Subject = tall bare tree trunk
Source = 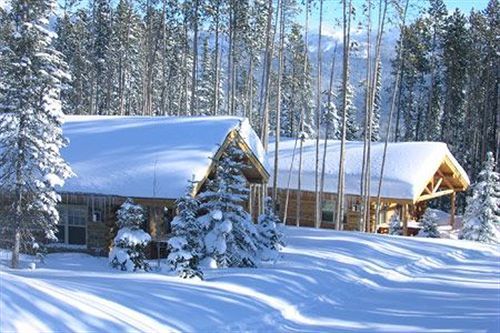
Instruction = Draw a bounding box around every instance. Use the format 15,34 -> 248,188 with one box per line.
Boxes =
259,0 -> 279,150
335,0 -> 353,231
314,0 -> 324,228
296,0 -> 310,227
226,7 -> 233,115
320,43 -> 338,224
213,6 -> 220,115
375,0 -> 409,224
283,136 -> 299,225
365,0 -> 388,231
11,115 -> 27,269
272,0 -> 285,203
360,0 -> 373,232
190,0 -> 199,115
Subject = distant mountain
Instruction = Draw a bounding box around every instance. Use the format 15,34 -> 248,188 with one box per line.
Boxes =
306,28 -> 400,127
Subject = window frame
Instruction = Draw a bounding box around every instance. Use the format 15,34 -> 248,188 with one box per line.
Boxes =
57,204 -> 88,246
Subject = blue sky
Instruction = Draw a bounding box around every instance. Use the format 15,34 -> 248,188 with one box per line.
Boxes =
304,0 -> 491,32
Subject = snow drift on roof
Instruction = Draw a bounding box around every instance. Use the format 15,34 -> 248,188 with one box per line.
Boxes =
268,138 -> 469,201
60,116 -> 267,199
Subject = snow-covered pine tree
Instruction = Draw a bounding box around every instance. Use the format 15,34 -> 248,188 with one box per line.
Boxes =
55,8 -> 93,115
0,0 -> 74,268
110,0 -> 143,116
167,181 -> 204,279
389,213 -> 402,235
322,91 -> 341,140
198,142 -> 260,268
459,152 -> 500,243
417,210 -> 440,238
337,80 -> 359,141
441,9 -> 469,161
258,197 -> 285,261
90,0 -> 113,115
109,199 -> 152,271
281,23 -> 315,138
197,38 -> 215,116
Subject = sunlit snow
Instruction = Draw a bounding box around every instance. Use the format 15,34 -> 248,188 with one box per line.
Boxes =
1,227 -> 498,332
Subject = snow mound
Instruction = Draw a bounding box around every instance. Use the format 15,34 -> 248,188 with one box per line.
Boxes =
114,227 -> 151,246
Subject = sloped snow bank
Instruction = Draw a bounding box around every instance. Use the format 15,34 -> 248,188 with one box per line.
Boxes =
1,227 -> 499,332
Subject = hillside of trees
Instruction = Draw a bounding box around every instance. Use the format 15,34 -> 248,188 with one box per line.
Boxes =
1,0 -> 498,204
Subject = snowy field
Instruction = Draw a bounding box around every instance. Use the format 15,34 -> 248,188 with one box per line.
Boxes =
1,227 -> 499,333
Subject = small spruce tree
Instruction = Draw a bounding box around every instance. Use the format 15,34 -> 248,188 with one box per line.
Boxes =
167,181 -> 204,279
109,199 -> 151,271
258,197 -> 285,261
198,142 -> 260,268
460,152 -> 500,243
417,210 -> 441,238
389,213 -> 402,236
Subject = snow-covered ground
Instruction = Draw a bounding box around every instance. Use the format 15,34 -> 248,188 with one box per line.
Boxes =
1,227 -> 499,332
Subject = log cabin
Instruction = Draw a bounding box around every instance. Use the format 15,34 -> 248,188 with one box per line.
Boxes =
51,116 -> 269,255
268,138 -> 470,236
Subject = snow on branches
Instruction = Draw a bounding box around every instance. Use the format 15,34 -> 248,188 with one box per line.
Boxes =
168,143 -> 285,278
0,0 -> 74,268
417,210 -> 440,238
167,181 -> 204,279
389,213 -> 402,236
109,199 -> 151,271
258,197 -> 285,261
460,152 -> 500,244
198,143 -> 260,268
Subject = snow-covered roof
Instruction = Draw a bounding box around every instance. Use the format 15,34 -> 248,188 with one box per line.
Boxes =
268,139 -> 470,202
60,116 -> 267,199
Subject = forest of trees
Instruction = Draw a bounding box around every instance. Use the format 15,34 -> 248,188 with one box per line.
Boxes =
0,0 -> 498,198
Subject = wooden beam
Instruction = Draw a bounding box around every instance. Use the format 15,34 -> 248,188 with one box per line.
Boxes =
418,189 -> 455,202
432,177 -> 443,193
450,191 -> 456,227
402,204 -> 408,236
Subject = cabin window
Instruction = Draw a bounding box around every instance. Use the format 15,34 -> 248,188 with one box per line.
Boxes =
56,205 -> 87,245
91,209 -> 103,223
321,200 -> 336,224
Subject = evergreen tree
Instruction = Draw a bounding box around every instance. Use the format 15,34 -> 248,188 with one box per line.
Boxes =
337,80 -> 358,141
423,0 -> 447,142
110,0 -> 143,116
417,210 -> 440,238
198,142 -> 261,268
441,9 -> 469,161
0,0 -> 74,268
91,0 -> 113,115
395,19 -> 430,141
257,197 -> 285,260
460,152 -> 500,243
322,90 -> 341,139
281,23 -> 315,137
55,8 -> 93,115
197,38 -> 215,116
167,182 -> 204,279
109,199 -> 152,271
388,213 -> 402,236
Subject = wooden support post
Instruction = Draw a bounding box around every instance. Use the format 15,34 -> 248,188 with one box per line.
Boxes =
249,184 -> 254,220
402,204 -> 408,236
450,191 -> 456,228
260,182 -> 267,215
